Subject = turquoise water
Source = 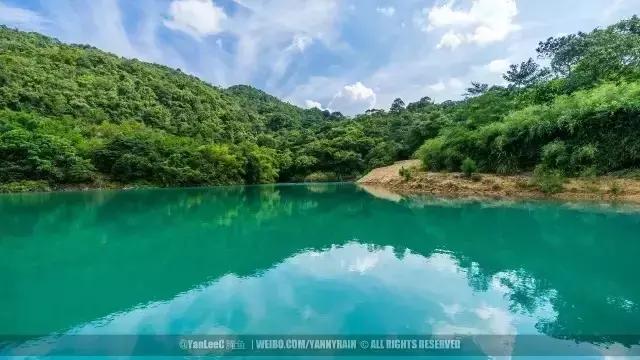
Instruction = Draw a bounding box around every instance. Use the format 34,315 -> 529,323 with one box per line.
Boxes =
1,183 -> 639,357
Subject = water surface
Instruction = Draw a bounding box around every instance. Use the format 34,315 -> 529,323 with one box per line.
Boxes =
1,184 -> 639,357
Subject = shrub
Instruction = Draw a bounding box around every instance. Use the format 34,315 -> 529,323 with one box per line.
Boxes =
609,181 -> 623,196
0,180 -> 51,193
541,140 -> 569,170
495,158 -> 520,175
531,165 -> 565,194
304,172 -> 339,182
461,157 -> 478,178
399,167 -> 413,182
571,144 -> 598,173
416,137 -> 445,171
443,149 -> 464,172
0,129 -> 95,183
579,166 -> 598,179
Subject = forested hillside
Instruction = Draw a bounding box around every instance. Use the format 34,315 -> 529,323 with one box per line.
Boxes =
1,16 -> 639,192
416,16 -> 640,180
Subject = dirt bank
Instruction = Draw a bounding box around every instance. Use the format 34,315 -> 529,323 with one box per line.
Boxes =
357,160 -> 640,203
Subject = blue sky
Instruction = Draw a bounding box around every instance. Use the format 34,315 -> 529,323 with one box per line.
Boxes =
0,0 -> 638,114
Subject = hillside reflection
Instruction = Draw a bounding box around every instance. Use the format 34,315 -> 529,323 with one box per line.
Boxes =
1,184 -> 639,351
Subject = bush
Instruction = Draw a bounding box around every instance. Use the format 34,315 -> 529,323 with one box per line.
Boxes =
579,166 -> 598,179
531,165 -> 565,194
304,172 -> 339,182
417,80 -> 640,177
541,140 -> 569,170
461,157 -> 478,178
609,181 -> 623,196
416,137 -> 445,171
0,180 -> 51,193
571,144 -> 598,173
399,166 -> 413,182
0,129 -> 95,183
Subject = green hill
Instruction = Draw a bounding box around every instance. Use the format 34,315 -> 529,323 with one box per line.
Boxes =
1,16 -> 640,192
416,16 -> 640,181
0,25 -> 353,188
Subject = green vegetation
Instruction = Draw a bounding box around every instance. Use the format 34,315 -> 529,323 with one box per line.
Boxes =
460,158 -> 477,179
531,165 -> 565,194
0,180 -> 50,193
1,16 -> 640,192
416,17 -> 640,179
399,166 -> 413,182
0,25 -> 414,189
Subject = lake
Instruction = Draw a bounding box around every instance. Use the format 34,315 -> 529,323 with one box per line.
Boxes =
1,183 -> 639,358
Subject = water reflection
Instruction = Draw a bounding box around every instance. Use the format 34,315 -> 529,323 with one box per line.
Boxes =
68,244 -> 558,358
1,184 -> 639,355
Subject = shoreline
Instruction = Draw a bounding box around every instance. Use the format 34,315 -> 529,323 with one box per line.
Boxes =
357,160 -> 640,204
0,180 -> 355,195
3,160 -> 640,205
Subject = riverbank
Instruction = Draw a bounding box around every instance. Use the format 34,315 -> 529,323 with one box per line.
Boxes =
4,161 -> 640,203
0,179 -> 156,194
357,160 -> 640,203
0,179 -> 351,195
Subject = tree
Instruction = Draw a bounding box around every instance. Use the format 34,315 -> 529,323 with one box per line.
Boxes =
2,17 -> 640,192
365,109 -> 385,115
464,82 -> 489,97
503,58 -> 550,88
536,16 -> 640,87
390,98 -> 405,113
406,96 -> 434,111
537,33 -> 588,75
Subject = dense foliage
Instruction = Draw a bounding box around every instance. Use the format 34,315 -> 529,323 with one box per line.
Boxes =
416,16 -> 640,177
1,16 -> 639,191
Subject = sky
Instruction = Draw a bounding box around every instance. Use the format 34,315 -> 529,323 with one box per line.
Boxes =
0,0 -> 638,115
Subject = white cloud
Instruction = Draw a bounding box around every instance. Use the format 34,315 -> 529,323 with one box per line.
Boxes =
437,30 -> 465,49
343,82 -> 376,102
328,81 -> 377,114
288,34 -> 313,52
348,255 -> 379,274
412,8 -> 430,32
376,6 -> 396,17
40,0 -> 173,64
225,0 -> 342,85
421,0 -> 520,49
428,81 -> 446,92
164,0 -> 227,39
427,78 -> 464,94
0,2 -> 47,29
474,305 -> 516,334
427,3 -> 475,28
304,99 -> 325,110
285,75 -> 343,109
486,58 -> 510,73
268,34 -> 315,87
